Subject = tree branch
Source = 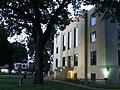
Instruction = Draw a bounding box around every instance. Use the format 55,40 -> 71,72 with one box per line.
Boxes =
32,0 -> 43,37
43,0 -> 72,46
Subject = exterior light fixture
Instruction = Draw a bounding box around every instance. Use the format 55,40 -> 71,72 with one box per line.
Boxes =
48,60 -> 51,63
103,67 -> 110,84
60,69 -> 62,71
103,68 -> 109,78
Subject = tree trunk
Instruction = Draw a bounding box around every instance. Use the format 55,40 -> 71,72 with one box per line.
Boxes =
33,30 -> 44,84
34,41 -> 44,84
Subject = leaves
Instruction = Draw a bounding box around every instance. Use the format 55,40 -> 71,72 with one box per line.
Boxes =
11,42 -> 27,63
82,0 -> 120,23
0,25 -> 13,66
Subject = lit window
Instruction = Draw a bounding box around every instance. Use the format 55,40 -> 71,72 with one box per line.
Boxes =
74,28 -> 79,47
90,31 -> 96,43
74,54 -> 78,66
68,32 -> 72,49
91,50 -> 97,65
90,17 -> 96,26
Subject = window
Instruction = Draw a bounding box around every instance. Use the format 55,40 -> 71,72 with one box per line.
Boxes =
90,17 -> 96,26
74,54 -> 78,66
56,47 -> 58,54
91,73 -> 96,81
74,28 -> 79,47
118,31 -> 120,40
63,34 -> 66,51
68,32 -> 72,49
119,74 -> 120,83
55,33 -> 59,44
90,31 -> 96,43
22,65 -> 25,68
74,73 -> 77,79
91,50 -> 97,65
118,50 -> 120,65
56,59 -> 58,67
62,57 -> 65,67
68,56 -> 71,67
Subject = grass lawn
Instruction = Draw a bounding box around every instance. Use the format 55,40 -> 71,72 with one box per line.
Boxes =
87,83 -> 120,89
0,75 -> 90,90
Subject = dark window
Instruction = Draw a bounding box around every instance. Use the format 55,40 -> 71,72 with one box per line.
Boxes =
68,56 -> 71,67
119,74 -> 120,83
23,65 -> 25,68
91,73 -> 96,81
118,31 -> 120,40
118,32 -> 120,40
62,57 -> 65,67
74,73 -> 77,79
63,35 -> 66,51
56,59 -> 58,67
91,50 -> 97,65
118,50 -> 120,65
74,54 -> 78,66
56,47 -> 58,54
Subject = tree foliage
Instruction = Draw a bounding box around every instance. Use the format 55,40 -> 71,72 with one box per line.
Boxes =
0,25 -> 13,74
11,42 -> 27,63
0,26 -> 27,74
83,0 -> 120,23
0,26 -> 13,66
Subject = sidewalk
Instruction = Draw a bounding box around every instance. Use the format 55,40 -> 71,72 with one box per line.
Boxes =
51,80 -> 120,90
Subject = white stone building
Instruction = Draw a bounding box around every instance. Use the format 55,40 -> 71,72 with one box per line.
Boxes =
53,8 -> 120,83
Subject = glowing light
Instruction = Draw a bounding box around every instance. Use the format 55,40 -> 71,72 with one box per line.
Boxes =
1,69 -> 9,73
103,68 -> 109,78
67,70 -> 73,79
48,61 -> 50,63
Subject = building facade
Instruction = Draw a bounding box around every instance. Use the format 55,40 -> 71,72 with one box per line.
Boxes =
53,8 -> 120,83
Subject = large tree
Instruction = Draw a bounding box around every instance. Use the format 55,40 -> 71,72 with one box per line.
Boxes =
0,0 -> 73,84
1,0 -> 120,84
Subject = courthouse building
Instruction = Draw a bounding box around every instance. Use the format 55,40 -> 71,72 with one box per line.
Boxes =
53,8 -> 120,83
